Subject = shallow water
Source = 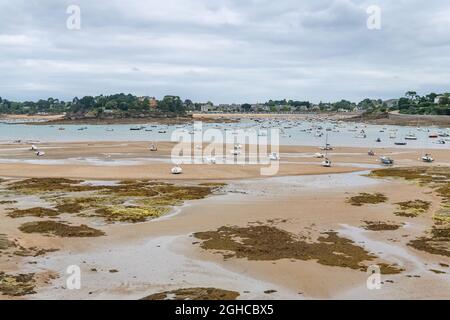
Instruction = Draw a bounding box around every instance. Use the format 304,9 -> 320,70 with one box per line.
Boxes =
2,120 -> 449,149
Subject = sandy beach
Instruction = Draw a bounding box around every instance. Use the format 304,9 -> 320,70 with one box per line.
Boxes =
0,140 -> 449,300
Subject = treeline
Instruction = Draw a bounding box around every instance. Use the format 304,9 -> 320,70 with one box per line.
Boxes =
396,91 -> 450,115
1,91 -> 449,116
0,94 -> 190,118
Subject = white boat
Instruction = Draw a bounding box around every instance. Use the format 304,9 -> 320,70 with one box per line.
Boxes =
314,152 -> 325,158
149,143 -> 157,151
405,133 -> 417,140
171,165 -> 182,174
421,154 -> 434,163
30,145 -> 37,151
36,151 -> 45,157
269,152 -> 280,161
321,158 -> 331,167
205,156 -> 216,164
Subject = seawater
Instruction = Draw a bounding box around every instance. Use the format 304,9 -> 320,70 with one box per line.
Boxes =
0,120 -> 448,149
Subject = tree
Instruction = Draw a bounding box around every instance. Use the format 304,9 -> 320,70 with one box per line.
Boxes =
241,103 -> 252,112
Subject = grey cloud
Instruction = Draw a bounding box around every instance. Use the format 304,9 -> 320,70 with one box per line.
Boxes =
1,0 -> 450,103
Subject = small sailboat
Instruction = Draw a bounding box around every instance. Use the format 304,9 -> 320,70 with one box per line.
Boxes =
321,134 -> 331,167
269,152 -> 280,161
171,165 -> 182,174
421,154 -> 434,163
205,156 -> 216,164
231,149 -> 241,156
405,133 -> 417,140
321,158 -> 331,167
380,156 -> 394,165
149,142 -> 157,151
314,152 -> 325,158
354,130 -> 366,138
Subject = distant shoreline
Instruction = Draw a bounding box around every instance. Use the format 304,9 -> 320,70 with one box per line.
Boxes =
2,111 -> 450,127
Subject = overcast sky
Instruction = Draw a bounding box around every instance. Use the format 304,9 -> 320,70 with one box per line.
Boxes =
0,0 -> 449,103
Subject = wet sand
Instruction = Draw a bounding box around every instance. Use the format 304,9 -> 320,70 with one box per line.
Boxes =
0,141 -> 449,300
0,141 -> 449,180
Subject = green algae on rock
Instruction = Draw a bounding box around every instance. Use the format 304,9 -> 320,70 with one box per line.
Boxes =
94,206 -> 170,223
19,221 -> 105,237
141,287 -> 240,300
394,200 -> 431,217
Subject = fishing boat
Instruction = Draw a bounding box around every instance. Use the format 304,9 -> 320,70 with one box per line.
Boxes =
171,165 -> 183,174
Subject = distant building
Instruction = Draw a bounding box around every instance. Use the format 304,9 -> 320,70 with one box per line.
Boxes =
384,99 -> 398,108
434,96 -> 445,104
149,97 -> 158,109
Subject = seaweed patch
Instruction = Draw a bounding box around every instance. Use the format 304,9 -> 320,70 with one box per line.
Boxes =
0,272 -> 36,296
141,287 -> 239,300
347,193 -> 388,206
194,224 -> 402,273
363,221 -> 402,231
19,221 -> 105,237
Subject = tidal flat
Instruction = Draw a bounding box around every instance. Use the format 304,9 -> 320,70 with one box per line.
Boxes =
1,166 -> 449,300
